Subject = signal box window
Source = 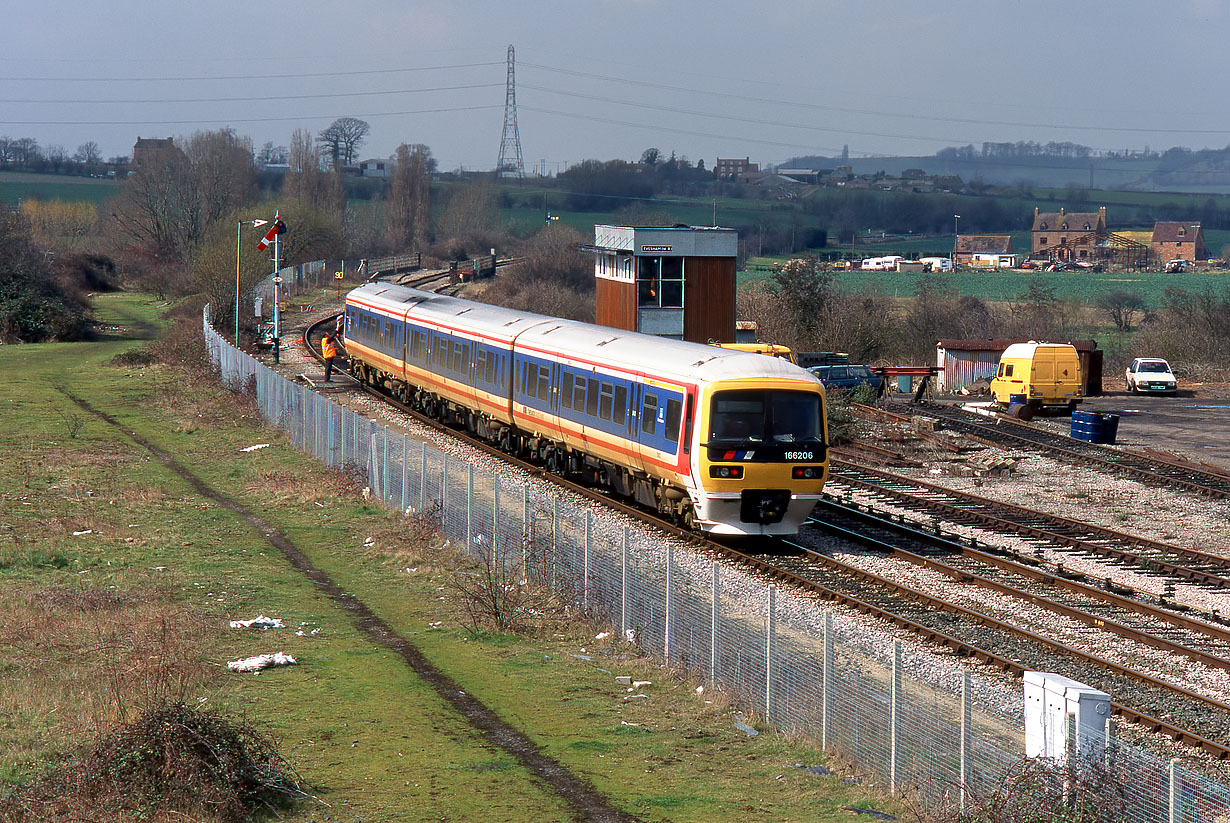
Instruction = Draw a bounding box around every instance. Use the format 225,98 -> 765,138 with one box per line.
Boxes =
637,256 -> 685,309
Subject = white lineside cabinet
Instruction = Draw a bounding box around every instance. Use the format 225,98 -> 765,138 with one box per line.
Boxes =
1024,671 -> 1112,761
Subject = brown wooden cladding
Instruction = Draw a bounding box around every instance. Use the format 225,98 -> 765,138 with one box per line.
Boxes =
684,257 -> 736,343
594,277 -> 635,332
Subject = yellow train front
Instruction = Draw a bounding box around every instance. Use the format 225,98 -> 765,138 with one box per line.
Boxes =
342,283 -> 828,537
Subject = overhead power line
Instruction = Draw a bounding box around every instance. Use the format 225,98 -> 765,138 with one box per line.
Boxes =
0,83 -> 501,106
0,61 -> 502,83
0,103 -> 502,127
521,61 -> 1230,138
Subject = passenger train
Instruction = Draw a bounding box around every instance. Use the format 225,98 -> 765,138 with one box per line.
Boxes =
342,282 -> 829,536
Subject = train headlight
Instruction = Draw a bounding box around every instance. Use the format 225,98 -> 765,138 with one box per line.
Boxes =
710,465 -> 743,479
792,466 -> 821,479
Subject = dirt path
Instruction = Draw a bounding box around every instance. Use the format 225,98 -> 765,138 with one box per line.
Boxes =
61,388 -> 639,823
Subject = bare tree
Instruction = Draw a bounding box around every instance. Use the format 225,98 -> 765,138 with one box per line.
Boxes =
109,128 -> 256,266
74,141 -> 102,165
436,178 -> 499,252
386,143 -> 432,250
1096,289 -> 1145,331
284,128 -> 342,214
256,141 -> 289,167
317,117 -> 370,167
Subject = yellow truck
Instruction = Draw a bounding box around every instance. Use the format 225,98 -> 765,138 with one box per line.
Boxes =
990,341 -> 1083,411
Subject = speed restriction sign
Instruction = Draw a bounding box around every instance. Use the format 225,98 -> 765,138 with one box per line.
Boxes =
334,271 -> 343,279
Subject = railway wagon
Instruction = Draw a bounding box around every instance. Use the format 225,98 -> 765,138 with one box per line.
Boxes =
343,282 -> 829,536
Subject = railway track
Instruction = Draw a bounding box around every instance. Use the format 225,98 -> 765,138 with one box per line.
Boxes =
297,316 -> 1230,759
881,401 -> 1230,499
828,459 -> 1230,589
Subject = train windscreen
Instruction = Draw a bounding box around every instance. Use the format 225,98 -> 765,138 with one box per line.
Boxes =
708,390 -> 823,445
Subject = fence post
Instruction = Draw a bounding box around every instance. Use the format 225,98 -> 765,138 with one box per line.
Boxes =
890,641 -> 902,796
822,613 -> 832,750
467,462 -> 474,551
551,498 -> 559,589
710,562 -> 719,685
383,429 -> 390,505
522,485 -> 530,577
621,527 -> 629,640
961,672 -> 972,811
401,434 -> 408,513
419,441 -> 427,512
765,585 -> 776,722
442,453 -> 450,517
369,429 -> 379,499
583,512 -> 591,612
665,542 -> 674,662
1169,758 -> 1180,823
492,476 -> 499,567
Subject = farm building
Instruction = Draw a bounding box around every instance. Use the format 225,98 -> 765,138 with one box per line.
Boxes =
1030,207 -> 1150,268
1151,222 -> 1207,264
955,235 -> 1013,266
936,338 -> 1103,397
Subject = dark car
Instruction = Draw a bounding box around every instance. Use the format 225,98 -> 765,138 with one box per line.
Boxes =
807,364 -> 883,394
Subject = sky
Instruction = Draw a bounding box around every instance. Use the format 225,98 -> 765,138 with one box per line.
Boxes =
5,0 -> 1230,174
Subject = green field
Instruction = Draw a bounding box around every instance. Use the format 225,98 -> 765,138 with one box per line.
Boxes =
740,266 -> 1230,308
0,170 -> 122,206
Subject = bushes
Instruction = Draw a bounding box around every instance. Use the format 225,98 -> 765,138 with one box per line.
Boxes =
0,702 -> 303,823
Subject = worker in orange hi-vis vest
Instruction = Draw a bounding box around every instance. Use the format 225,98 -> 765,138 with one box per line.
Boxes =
321,331 -> 338,383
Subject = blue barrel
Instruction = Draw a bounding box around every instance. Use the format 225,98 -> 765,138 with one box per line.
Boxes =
1070,410 -> 1102,443
1099,413 -> 1120,445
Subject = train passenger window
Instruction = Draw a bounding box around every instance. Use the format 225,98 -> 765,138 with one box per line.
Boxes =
586,378 -> 600,416
613,386 -> 627,425
572,376 -> 586,410
486,351 -> 496,383
642,393 -> 658,436
664,399 -> 682,442
562,373 -> 574,409
536,365 -> 550,401
461,343 -> 470,374
598,383 -> 614,421
519,362 -> 528,395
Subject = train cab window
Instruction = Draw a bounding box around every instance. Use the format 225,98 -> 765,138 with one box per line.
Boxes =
598,383 -> 614,421
642,393 -> 658,435
710,394 -> 764,441
770,392 -> 822,443
1004,364 -> 1014,377
613,386 -> 627,425
562,373 -> 574,409
536,365 -> 551,400
664,398 -> 683,442
586,378 -> 600,416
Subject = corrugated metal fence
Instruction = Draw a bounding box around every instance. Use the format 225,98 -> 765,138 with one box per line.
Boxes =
203,305 -> 1230,821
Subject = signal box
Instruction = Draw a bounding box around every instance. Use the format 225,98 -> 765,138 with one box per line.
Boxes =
593,225 -> 737,343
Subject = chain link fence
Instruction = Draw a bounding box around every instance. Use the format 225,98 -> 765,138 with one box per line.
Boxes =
204,308 -> 1230,821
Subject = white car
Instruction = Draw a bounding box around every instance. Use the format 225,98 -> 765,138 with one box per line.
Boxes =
1125,358 -> 1177,395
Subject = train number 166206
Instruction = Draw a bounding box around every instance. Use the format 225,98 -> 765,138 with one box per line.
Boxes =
783,451 -> 814,461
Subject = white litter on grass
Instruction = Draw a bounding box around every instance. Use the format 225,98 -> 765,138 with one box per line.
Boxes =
294,628 -> 321,637
72,530 -> 93,536
633,680 -> 652,689
229,615 -> 284,629
428,621 -> 443,629
239,444 -> 270,452
624,628 -> 635,643
363,537 -> 374,547
594,631 -> 611,641
227,652 -> 296,673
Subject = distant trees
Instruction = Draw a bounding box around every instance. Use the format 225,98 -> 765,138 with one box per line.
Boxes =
110,128 -> 257,266
1097,290 -> 1146,331
436,178 -> 499,256
477,223 -> 593,321
317,117 -> 370,167
283,128 -> 343,214
558,159 -> 655,211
